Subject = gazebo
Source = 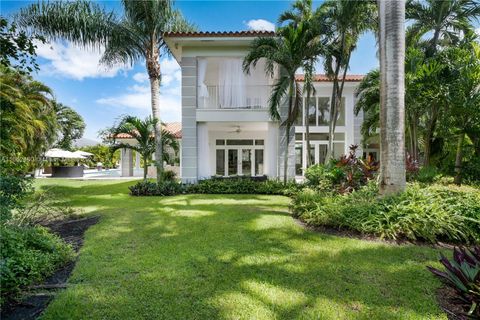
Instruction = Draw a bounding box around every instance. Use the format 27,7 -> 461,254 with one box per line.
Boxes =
44,148 -> 86,177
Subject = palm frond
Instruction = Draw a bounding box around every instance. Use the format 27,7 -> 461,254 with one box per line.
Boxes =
269,74 -> 291,121
17,0 -> 117,50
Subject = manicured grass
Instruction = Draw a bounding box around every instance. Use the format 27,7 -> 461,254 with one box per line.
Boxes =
36,179 -> 446,319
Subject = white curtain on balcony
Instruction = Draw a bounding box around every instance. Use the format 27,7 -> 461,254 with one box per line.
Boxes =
197,58 -> 209,98
218,58 -> 246,108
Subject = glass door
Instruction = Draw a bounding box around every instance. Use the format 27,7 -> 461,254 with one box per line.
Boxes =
241,149 -> 252,176
228,149 -> 238,176
318,144 -> 328,164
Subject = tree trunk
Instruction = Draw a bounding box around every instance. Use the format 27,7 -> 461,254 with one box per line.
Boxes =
325,77 -> 339,164
143,153 -> 148,182
467,132 -> 480,158
453,132 -> 465,185
305,85 -> 312,168
412,115 -> 419,161
150,76 -> 164,183
284,82 -> 294,184
325,40 -> 351,163
423,105 -> 438,167
378,0 -> 406,195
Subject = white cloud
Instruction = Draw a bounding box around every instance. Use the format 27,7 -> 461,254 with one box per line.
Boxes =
245,19 -> 275,32
97,57 -> 181,121
35,41 -> 130,80
96,82 -> 181,121
133,72 -> 149,83
131,58 -> 180,86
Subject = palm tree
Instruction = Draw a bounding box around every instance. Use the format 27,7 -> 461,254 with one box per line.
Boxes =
108,116 -> 179,181
378,0 -> 406,194
316,0 -> 376,163
0,66 -> 57,158
406,0 -> 480,166
18,0 -> 195,183
354,69 -> 380,144
243,24 -> 317,183
278,0 -> 319,168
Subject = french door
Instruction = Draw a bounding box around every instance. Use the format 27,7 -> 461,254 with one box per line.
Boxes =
217,147 -> 263,176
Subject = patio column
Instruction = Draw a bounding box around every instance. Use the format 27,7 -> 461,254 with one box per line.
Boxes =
135,151 -> 141,170
121,148 -> 133,177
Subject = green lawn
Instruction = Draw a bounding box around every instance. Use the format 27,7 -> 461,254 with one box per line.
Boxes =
36,179 -> 446,319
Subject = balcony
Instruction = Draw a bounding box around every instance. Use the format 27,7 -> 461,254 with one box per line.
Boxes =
198,85 -> 271,110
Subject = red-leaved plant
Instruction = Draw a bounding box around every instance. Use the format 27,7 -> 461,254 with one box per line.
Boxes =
427,246 -> 480,319
336,145 -> 379,193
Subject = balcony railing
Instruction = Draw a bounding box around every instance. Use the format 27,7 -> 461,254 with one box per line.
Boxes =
198,85 -> 271,109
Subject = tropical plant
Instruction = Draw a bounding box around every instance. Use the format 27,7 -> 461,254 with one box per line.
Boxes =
0,224 -> 74,305
315,0 -> 376,163
427,247 -> 480,318
304,145 -> 379,193
80,144 -> 119,169
18,0 -> 195,183
278,0 -> 320,168
0,66 -> 57,161
291,182 -> 480,244
0,17 -> 45,74
406,0 -> 480,166
441,38 -> 480,185
53,101 -> 85,150
106,115 -> 179,181
243,23 -> 319,183
378,0 -> 406,194
354,69 -> 380,142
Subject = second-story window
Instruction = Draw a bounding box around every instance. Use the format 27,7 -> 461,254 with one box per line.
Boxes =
318,97 -> 330,126
317,97 -> 346,126
306,97 -> 316,126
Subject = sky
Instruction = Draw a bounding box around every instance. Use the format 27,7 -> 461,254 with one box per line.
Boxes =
1,0 -> 468,141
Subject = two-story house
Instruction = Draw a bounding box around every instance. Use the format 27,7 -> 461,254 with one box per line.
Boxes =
164,30 -> 377,183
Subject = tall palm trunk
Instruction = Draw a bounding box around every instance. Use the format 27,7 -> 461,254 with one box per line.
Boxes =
284,82 -> 294,184
325,59 -> 342,164
150,76 -> 163,183
142,153 -> 148,182
305,85 -> 312,168
378,0 -> 406,195
423,105 -> 439,166
407,113 -> 419,161
147,45 -> 164,184
453,132 -> 465,185
326,57 -> 350,163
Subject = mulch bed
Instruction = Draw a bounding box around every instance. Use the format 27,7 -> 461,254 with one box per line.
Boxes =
1,216 -> 99,320
436,286 -> 473,320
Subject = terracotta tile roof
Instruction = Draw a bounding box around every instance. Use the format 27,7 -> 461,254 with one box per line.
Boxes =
165,30 -> 275,38
295,74 -> 364,82
115,122 -> 182,139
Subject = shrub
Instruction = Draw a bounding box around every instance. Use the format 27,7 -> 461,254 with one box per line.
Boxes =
463,157 -> 480,184
129,177 -> 301,197
128,180 -> 185,196
0,175 -> 33,223
291,182 -> 480,244
304,162 -> 341,191
410,166 -> 441,183
0,225 -> 74,304
12,189 -> 80,226
428,247 -> 480,318
161,170 -> 177,182
304,145 -> 379,193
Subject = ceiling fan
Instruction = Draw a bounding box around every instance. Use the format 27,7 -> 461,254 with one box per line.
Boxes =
228,125 -> 241,134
